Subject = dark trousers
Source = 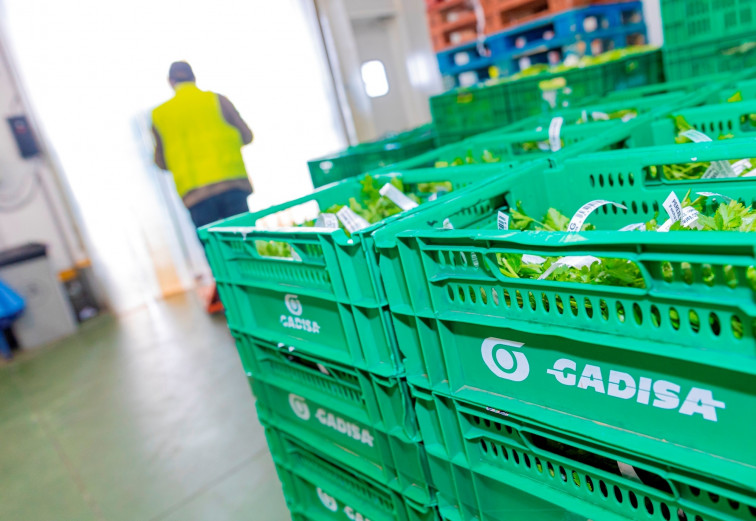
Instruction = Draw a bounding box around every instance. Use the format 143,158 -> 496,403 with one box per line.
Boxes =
188,189 -> 250,229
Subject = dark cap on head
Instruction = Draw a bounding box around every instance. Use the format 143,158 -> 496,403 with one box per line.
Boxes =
168,61 -> 195,83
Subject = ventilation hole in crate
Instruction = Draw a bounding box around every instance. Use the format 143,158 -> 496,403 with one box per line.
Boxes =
491,443 -> 499,457
535,457 -> 543,473
670,307 -> 681,330
589,174 -> 595,187
629,491 -> 638,509
749,267 -> 756,291
572,470 -> 581,487
690,486 -> 700,497
484,419 -> 491,428
569,296 -> 579,316
558,465 -> 566,482
650,305 -> 661,327
492,288 -> 499,306
505,425 -> 513,434
645,497 -> 655,515
728,500 -> 739,510
458,287 -> 466,302
481,440 -> 488,453
555,295 -> 564,314
732,315 -> 743,339
461,252 -> 469,267
677,509 -> 687,521
709,493 -> 720,503
601,205 -> 609,214
512,450 -> 520,465
600,299 -> 609,320
653,201 -> 660,213
614,486 -> 623,503
542,293 -> 550,312
694,516 -> 703,521
599,174 -> 605,187
616,302 -> 626,323
515,290 -> 524,309
585,475 -> 594,492
662,502 -> 671,520
584,298 -> 593,318
723,264 -> 737,288
547,462 -> 555,478
480,287 -> 488,305
710,312 -> 721,336
524,454 -> 531,469
631,201 -> 638,213
608,174 -> 615,187
528,291 -> 537,311
469,286 -> 477,303
504,290 -> 512,307
618,173 -> 625,186
642,201 -> 648,213
702,264 -> 715,287
629,172 -> 635,185
681,263 -> 694,284
494,422 -> 501,431
599,480 -> 608,497
501,446 -> 509,460
611,204 -> 618,214
633,303 -> 643,325
748,505 -> 756,516
661,261 -> 673,282
690,310 -> 701,333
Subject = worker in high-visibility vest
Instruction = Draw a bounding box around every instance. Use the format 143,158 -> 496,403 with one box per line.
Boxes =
152,61 -> 253,230
152,61 -> 253,312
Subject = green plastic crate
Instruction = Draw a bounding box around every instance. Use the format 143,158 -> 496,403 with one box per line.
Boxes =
308,125 -> 437,188
200,166 -> 516,377
372,139 -> 756,488
661,0 -> 756,48
664,33 -> 756,82
429,88 -> 511,145
265,426 -> 438,521
413,390 -> 756,521
603,48 -> 665,92
232,331 -> 431,503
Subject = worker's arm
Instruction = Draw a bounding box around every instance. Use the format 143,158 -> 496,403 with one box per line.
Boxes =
152,125 -> 168,170
219,95 -> 253,145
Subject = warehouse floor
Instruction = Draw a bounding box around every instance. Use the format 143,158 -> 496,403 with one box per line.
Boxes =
0,294 -> 290,521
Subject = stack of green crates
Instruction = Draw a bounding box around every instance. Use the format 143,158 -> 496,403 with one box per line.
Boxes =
429,48 -> 663,144
308,124 -> 437,188
661,0 -> 756,80
201,67 -> 756,521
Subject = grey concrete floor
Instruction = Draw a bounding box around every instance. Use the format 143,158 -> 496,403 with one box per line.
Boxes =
0,293 -> 290,521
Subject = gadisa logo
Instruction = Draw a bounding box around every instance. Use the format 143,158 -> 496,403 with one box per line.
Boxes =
285,294 -> 303,316
481,337 -> 530,381
288,393 -> 310,420
316,487 -> 338,512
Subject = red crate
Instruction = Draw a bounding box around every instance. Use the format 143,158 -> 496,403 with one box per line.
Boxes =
426,0 -> 483,52
481,0 -> 593,34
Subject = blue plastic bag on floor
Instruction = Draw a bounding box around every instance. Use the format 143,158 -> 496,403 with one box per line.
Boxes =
0,278 -> 24,324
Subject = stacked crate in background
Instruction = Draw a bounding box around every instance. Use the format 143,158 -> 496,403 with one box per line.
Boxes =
660,0 -> 756,81
429,0 -> 647,88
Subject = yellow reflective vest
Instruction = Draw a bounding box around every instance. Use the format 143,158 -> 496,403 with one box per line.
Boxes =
152,83 -> 248,197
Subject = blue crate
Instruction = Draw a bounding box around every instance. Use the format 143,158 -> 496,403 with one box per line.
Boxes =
437,40 -> 493,76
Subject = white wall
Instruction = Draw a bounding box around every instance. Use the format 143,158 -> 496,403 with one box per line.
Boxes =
0,32 -> 87,274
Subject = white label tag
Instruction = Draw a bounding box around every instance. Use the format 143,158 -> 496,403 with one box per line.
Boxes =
538,255 -> 600,280
742,169 -> 756,177
621,112 -> 637,122
732,159 -> 752,175
428,192 -> 438,202
315,213 -> 339,229
702,161 -> 737,179
657,219 -> 674,232
379,183 -> 418,211
336,207 -> 370,233
567,200 -> 627,232
663,192 -> 683,222
591,111 -> 610,121
442,218 -> 454,229
680,129 -> 712,143
537,141 -> 551,151
697,191 -> 734,203
522,254 -> 547,264
471,252 -> 479,268
619,222 -> 646,231
497,211 -> 509,230
680,206 -> 701,229
549,117 -> 564,151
